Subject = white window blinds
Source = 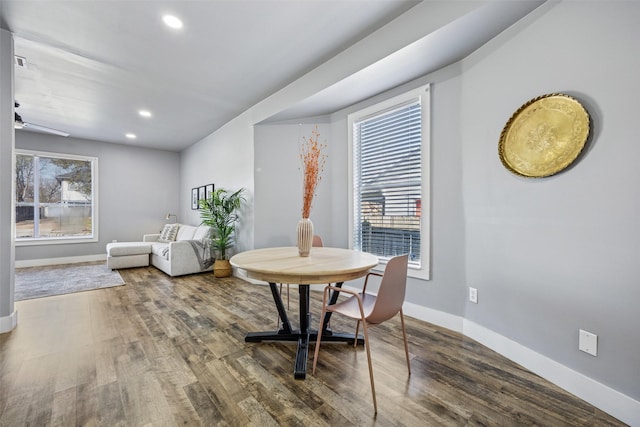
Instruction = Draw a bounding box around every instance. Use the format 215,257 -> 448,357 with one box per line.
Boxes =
353,100 -> 422,266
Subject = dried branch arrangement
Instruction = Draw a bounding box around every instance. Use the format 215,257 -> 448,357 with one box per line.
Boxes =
300,125 -> 327,219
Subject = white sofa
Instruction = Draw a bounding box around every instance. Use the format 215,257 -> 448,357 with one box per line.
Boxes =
142,223 -> 214,276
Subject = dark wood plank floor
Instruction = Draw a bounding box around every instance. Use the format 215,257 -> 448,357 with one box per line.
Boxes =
0,265 -> 627,426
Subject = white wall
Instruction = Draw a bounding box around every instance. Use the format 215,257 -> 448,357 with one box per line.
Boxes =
461,0 -> 640,402
15,132 -> 180,263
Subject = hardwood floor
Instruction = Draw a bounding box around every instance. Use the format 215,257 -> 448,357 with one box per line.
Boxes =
0,265 -> 627,426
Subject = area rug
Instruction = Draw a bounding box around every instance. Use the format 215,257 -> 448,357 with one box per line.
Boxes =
15,262 -> 125,301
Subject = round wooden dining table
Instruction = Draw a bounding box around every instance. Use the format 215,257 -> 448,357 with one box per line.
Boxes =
230,246 -> 378,379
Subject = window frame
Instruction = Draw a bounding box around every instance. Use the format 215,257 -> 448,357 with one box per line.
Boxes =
14,149 -> 99,246
347,84 -> 431,280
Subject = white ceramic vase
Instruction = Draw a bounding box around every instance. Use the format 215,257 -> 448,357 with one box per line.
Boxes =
296,217 -> 314,257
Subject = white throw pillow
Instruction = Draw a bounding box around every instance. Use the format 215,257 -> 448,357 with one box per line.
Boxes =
158,223 -> 180,243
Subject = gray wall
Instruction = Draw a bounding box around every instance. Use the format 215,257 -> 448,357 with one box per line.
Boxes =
0,29 -> 16,331
254,68 -> 467,317
253,121 -> 333,249
461,1 -> 640,400
15,132 -> 180,262
250,0 -> 639,407
179,116 -> 255,257
329,68 -> 467,316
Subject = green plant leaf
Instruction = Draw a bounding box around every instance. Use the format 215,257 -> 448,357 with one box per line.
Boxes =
197,188 -> 245,259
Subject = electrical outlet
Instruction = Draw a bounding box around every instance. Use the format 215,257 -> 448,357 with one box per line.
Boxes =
469,287 -> 478,304
579,329 -> 597,356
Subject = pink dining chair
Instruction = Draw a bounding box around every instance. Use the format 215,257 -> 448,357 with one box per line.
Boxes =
277,235 -> 324,324
312,254 -> 411,414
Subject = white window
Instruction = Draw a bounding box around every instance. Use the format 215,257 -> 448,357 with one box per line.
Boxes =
15,150 -> 98,245
348,84 -> 430,279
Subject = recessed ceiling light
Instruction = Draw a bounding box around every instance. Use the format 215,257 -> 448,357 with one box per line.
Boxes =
139,110 -> 152,118
162,15 -> 183,29
125,133 -> 136,139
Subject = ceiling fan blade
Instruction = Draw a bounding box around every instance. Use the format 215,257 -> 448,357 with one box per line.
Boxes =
21,122 -> 70,137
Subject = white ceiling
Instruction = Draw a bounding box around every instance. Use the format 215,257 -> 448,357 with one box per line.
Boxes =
1,1 -> 545,152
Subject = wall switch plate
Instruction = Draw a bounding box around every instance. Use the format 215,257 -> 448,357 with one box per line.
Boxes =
469,287 -> 478,304
579,329 -> 598,356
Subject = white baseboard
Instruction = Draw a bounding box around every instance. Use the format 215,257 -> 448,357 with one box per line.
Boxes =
15,253 -> 106,268
0,310 -> 17,333
403,301 -> 464,333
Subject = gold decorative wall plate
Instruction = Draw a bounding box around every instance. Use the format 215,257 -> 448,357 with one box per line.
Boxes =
499,93 -> 590,178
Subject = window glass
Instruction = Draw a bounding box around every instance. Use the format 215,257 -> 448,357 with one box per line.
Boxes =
15,150 -> 97,243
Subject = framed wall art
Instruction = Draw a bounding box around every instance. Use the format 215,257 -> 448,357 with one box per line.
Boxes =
191,188 -> 199,210
205,184 -> 214,199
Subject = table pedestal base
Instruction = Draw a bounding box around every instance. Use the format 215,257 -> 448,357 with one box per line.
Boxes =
244,282 -> 362,379
245,330 -> 364,379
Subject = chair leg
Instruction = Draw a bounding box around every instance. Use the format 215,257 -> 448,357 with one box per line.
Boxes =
399,309 -> 411,375
361,320 -> 377,414
312,309 -> 328,375
354,320 -> 361,348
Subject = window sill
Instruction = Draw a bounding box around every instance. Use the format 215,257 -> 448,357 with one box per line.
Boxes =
15,236 -> 98,246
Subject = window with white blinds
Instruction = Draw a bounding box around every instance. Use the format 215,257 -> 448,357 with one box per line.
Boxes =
348,85 -> 430,278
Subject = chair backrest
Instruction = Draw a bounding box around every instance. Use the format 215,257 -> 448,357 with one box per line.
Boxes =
312,235 -> 324,247
367,254 -> 409,324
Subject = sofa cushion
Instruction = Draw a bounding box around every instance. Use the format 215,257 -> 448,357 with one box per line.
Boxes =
151,243 -> 170,260
107,242 -> 152,256
176,224 -> 198,241
193,225 -> 211,242
158,223 -> 180,242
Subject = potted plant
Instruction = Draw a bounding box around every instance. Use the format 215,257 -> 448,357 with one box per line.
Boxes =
198,187 -> 245,278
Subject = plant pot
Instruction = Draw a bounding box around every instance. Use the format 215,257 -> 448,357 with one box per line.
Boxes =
213,259 -> 232,278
